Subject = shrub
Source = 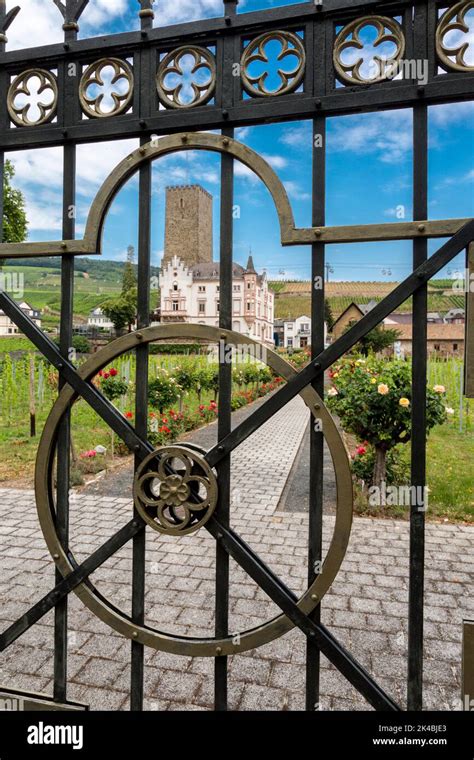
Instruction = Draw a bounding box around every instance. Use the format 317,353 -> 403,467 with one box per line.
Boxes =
148,370 -> 181,412
327,357 -> 447,489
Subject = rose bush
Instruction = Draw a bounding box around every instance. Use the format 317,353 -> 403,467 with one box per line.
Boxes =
327,358 -> 447,489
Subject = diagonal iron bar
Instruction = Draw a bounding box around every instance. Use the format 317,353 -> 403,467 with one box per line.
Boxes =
0,517 -> 143,652
207,516 -> 401,711
0,291 -> 153,460
206,219 -> 474,468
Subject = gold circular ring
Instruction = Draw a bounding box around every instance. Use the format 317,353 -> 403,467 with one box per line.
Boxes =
35,325 -> 353,657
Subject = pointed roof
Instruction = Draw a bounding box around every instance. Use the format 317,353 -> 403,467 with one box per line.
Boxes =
245,254 -> 257,274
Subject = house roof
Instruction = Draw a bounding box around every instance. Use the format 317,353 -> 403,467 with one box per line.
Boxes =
331,302 -> 365,329
191,262 -> 246,280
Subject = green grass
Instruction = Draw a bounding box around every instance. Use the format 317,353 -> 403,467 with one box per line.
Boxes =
426,424 -> 474,521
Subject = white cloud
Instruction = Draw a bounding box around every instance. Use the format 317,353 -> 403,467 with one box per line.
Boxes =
6,0 -> 128,50
280,123 -> 312,148
328,110 -> 413,163
283,180 -> 310,201
430,100 -> 474,127
261,154 -> 288,170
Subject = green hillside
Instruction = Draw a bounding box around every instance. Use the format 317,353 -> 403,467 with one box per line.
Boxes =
1,260 -> 464,328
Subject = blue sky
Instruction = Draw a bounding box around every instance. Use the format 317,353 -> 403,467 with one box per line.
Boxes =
5,0 -> 474,281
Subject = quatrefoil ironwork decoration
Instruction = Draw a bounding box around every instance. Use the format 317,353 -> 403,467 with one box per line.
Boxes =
334,15 -> 405,85
79,58 -> 134,118
156,46 -> 216,109
133,445 -> 218,536
7,69 -> 58,127
436,1 -> 474,72
241,30 -> 306,97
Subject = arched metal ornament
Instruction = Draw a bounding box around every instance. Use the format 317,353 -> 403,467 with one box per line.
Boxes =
7,68 -> 58,127
35,325 -> 353,658
333,15 -> 405,85
0,132 -> 467,259
79,57 -> 134,118
436,1 -> 474,73
156,46 -> 216,109
241,30 -> 306,97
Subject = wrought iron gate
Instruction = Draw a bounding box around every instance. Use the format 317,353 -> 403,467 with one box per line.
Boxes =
0,0 -> 473,712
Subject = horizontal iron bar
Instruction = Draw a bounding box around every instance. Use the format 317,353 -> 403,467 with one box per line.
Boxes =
207,516 -> 400,711
206,219 -> 474,468
0,518 -> 142,651
1,79 -> 474,152
0,291 -> 153,460
0,1 -> 419,65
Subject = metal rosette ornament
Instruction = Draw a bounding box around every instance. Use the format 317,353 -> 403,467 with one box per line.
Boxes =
35,325 -> 353,658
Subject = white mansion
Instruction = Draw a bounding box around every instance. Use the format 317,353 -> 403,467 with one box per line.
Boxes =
0,301 -> 41,336
159,253 -> 275,344
158,184 -> 274,344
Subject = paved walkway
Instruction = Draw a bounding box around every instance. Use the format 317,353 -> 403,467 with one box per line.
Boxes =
0,396 -> 472,711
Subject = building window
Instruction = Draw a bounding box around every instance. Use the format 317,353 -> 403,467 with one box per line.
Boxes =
172,301 -> 179,312
216,302 -> 220,313
173,282 -> 178,291
198,302 -> 206,314
233,284 -> 240,292
287,324 -> 293,330
434,344 -> 440,351
216,286 -> 220,292
247,282 -> 251,289
247,302 -> 251,311
233,299 -> 241,315
453,343 -> 458,351
198,285 -> 206,293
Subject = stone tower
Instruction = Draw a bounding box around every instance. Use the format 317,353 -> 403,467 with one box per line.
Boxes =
162,185 -> 213,268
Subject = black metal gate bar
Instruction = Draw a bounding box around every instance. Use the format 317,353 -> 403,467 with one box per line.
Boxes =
130,3 -> 154,713
215,0 -> 238,712
306,112 -> 327,711
54,10 -> 81,704
215,126 -> 235,711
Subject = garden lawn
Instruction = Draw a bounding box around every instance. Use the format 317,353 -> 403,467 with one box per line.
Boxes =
426,423 -> 474,522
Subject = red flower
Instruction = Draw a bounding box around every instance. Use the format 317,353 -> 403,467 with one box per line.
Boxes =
125,411 -> 133,419
162,416 -> 168,424
356,446 -> 367,456
102,372 -> 109,380
109,368 -> 118,377
98,370 -> 103,377
159,425 -> 171,434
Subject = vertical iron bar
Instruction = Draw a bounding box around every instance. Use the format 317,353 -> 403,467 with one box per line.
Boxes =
306,115 -> 326,711
214,0 -> 237,711
54,17 -> 79,702
407,102 -> 428,711
215,131 -> 234,709
131,3 -> 154,711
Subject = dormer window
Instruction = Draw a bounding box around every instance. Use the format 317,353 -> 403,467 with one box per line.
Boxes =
173,281 -> 178,291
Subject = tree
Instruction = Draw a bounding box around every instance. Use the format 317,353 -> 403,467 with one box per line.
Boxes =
102,292 -> 137,334
122,244 -> 137,295
325,299 -> 334,332
344,320 -> 400,356
327,358 -> 447,491
2,160 -> 28,244
102,245 -> 138,333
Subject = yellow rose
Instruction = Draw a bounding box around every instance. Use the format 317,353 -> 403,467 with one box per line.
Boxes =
371,378 -> 377,384
399,397 -> 410,407
377,383 -> 389,395
433,385 -> 446,394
